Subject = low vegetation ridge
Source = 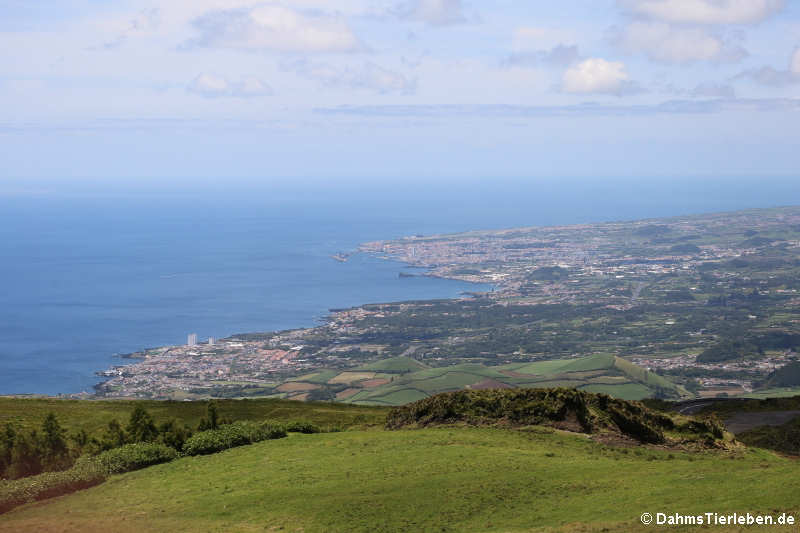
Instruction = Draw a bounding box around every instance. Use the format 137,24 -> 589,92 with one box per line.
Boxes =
387,388 -> 729,447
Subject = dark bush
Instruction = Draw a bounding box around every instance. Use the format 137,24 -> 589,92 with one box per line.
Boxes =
283,421 -> 322,434
79,443 -> 178,475
182,422 -> 287,456
386,388 -> 682,444
0,460 -> 105,514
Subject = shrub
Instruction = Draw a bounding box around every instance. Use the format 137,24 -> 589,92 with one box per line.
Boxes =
78,443 -> 178,476
386,388 -> 684,444
0,460 -> 105,514
283,421 -> 322,434
182,422 -> 287,456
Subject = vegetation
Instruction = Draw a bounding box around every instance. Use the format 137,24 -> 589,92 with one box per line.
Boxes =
0,443 -> 177,514
764,361 -> 800,388
0,397 -> 388,436
737,415 -> 800,455
386,388 -> 726,447
2,427 -> 797,532
0,398 -> 365,515
696,339 -> 759,363
182,422 -> 286,456
327,353 -> 687,406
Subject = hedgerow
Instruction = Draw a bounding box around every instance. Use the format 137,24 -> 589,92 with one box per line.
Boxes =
0,459 -> 105,514
77,442 -> 179,475
182,422 -> 287,456
283,420 -> 322,434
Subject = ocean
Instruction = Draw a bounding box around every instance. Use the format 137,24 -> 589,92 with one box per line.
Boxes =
1,177 -> 798,395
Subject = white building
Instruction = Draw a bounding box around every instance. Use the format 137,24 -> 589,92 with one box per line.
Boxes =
187,333 -> 198,346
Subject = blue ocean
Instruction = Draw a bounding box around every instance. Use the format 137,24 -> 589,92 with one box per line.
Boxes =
1,177 -> 798,395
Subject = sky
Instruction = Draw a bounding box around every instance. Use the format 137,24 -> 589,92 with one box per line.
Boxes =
1,0 -> 799,183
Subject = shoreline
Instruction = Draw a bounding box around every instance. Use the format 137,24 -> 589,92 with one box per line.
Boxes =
8,204 -> 800,400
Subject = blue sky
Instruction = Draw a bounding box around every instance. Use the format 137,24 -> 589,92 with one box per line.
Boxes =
1,0 -> 799,183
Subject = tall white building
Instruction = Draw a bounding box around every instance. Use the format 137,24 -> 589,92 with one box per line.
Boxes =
208,337 -> 215,345
187,333 -> 198,346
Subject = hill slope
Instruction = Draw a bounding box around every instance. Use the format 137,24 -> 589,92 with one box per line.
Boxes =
2,427 -> 797,533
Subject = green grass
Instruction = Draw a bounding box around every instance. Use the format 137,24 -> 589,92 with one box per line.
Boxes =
287,370 -> 340,384
338,354 -> 687,406
2,428 -> 798,532
0,397 -> 389,435
356,356 -> 429,373
744,387 -> 800,399
578,383 -> 653,400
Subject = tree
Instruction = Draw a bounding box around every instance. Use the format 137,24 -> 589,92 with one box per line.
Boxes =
100,419 -> 127,450
158,419 -> 192,451
0,423 -> 15,476
41,413 -> 70,471
198,401 -> 225,431
126,406 -> 158,443
7,431 -> 42,479
207,401 -> 219,430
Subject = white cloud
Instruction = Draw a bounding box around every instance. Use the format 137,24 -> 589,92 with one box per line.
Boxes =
792,48 -> 800,76
618,0 -> 785,25
615,21 -> 746,63
188,73 -> 273,98
562,58 -> 639,95
189,4 -> 363,53
395,0 -> 466,26
285,61 -> 415,94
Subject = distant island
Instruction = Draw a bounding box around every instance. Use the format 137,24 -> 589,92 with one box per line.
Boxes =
94,206 -> 800,404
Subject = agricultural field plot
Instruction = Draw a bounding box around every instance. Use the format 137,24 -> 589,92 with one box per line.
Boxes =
326,372 -> 377,385
341,354 -> 687,405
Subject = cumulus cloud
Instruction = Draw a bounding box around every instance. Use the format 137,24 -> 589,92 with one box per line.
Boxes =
188,73 -> 273,98
562,58 -> 641,96
393,0 -> 466,26
613,21 -> 746,63
285,61 -> 416,94
188,5 -> 363,53
618,0 -> 785,25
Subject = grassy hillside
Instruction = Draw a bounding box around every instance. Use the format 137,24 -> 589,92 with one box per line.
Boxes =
2,428 -> 798,532
0,397 -> 389,435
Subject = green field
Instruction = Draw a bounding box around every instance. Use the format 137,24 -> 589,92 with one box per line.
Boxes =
0,397 -> 389,435
356,356 -> 429,373
2,427 -> 797,532
325,354 -> 689,405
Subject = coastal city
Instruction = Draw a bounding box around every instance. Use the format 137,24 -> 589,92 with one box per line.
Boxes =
92,207 -> 800,401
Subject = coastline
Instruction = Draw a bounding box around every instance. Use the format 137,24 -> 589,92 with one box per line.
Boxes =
89,255 -> 493,399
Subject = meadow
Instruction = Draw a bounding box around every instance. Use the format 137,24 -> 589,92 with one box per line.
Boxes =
0,397 -> 389,435
1,427 -> 797,532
